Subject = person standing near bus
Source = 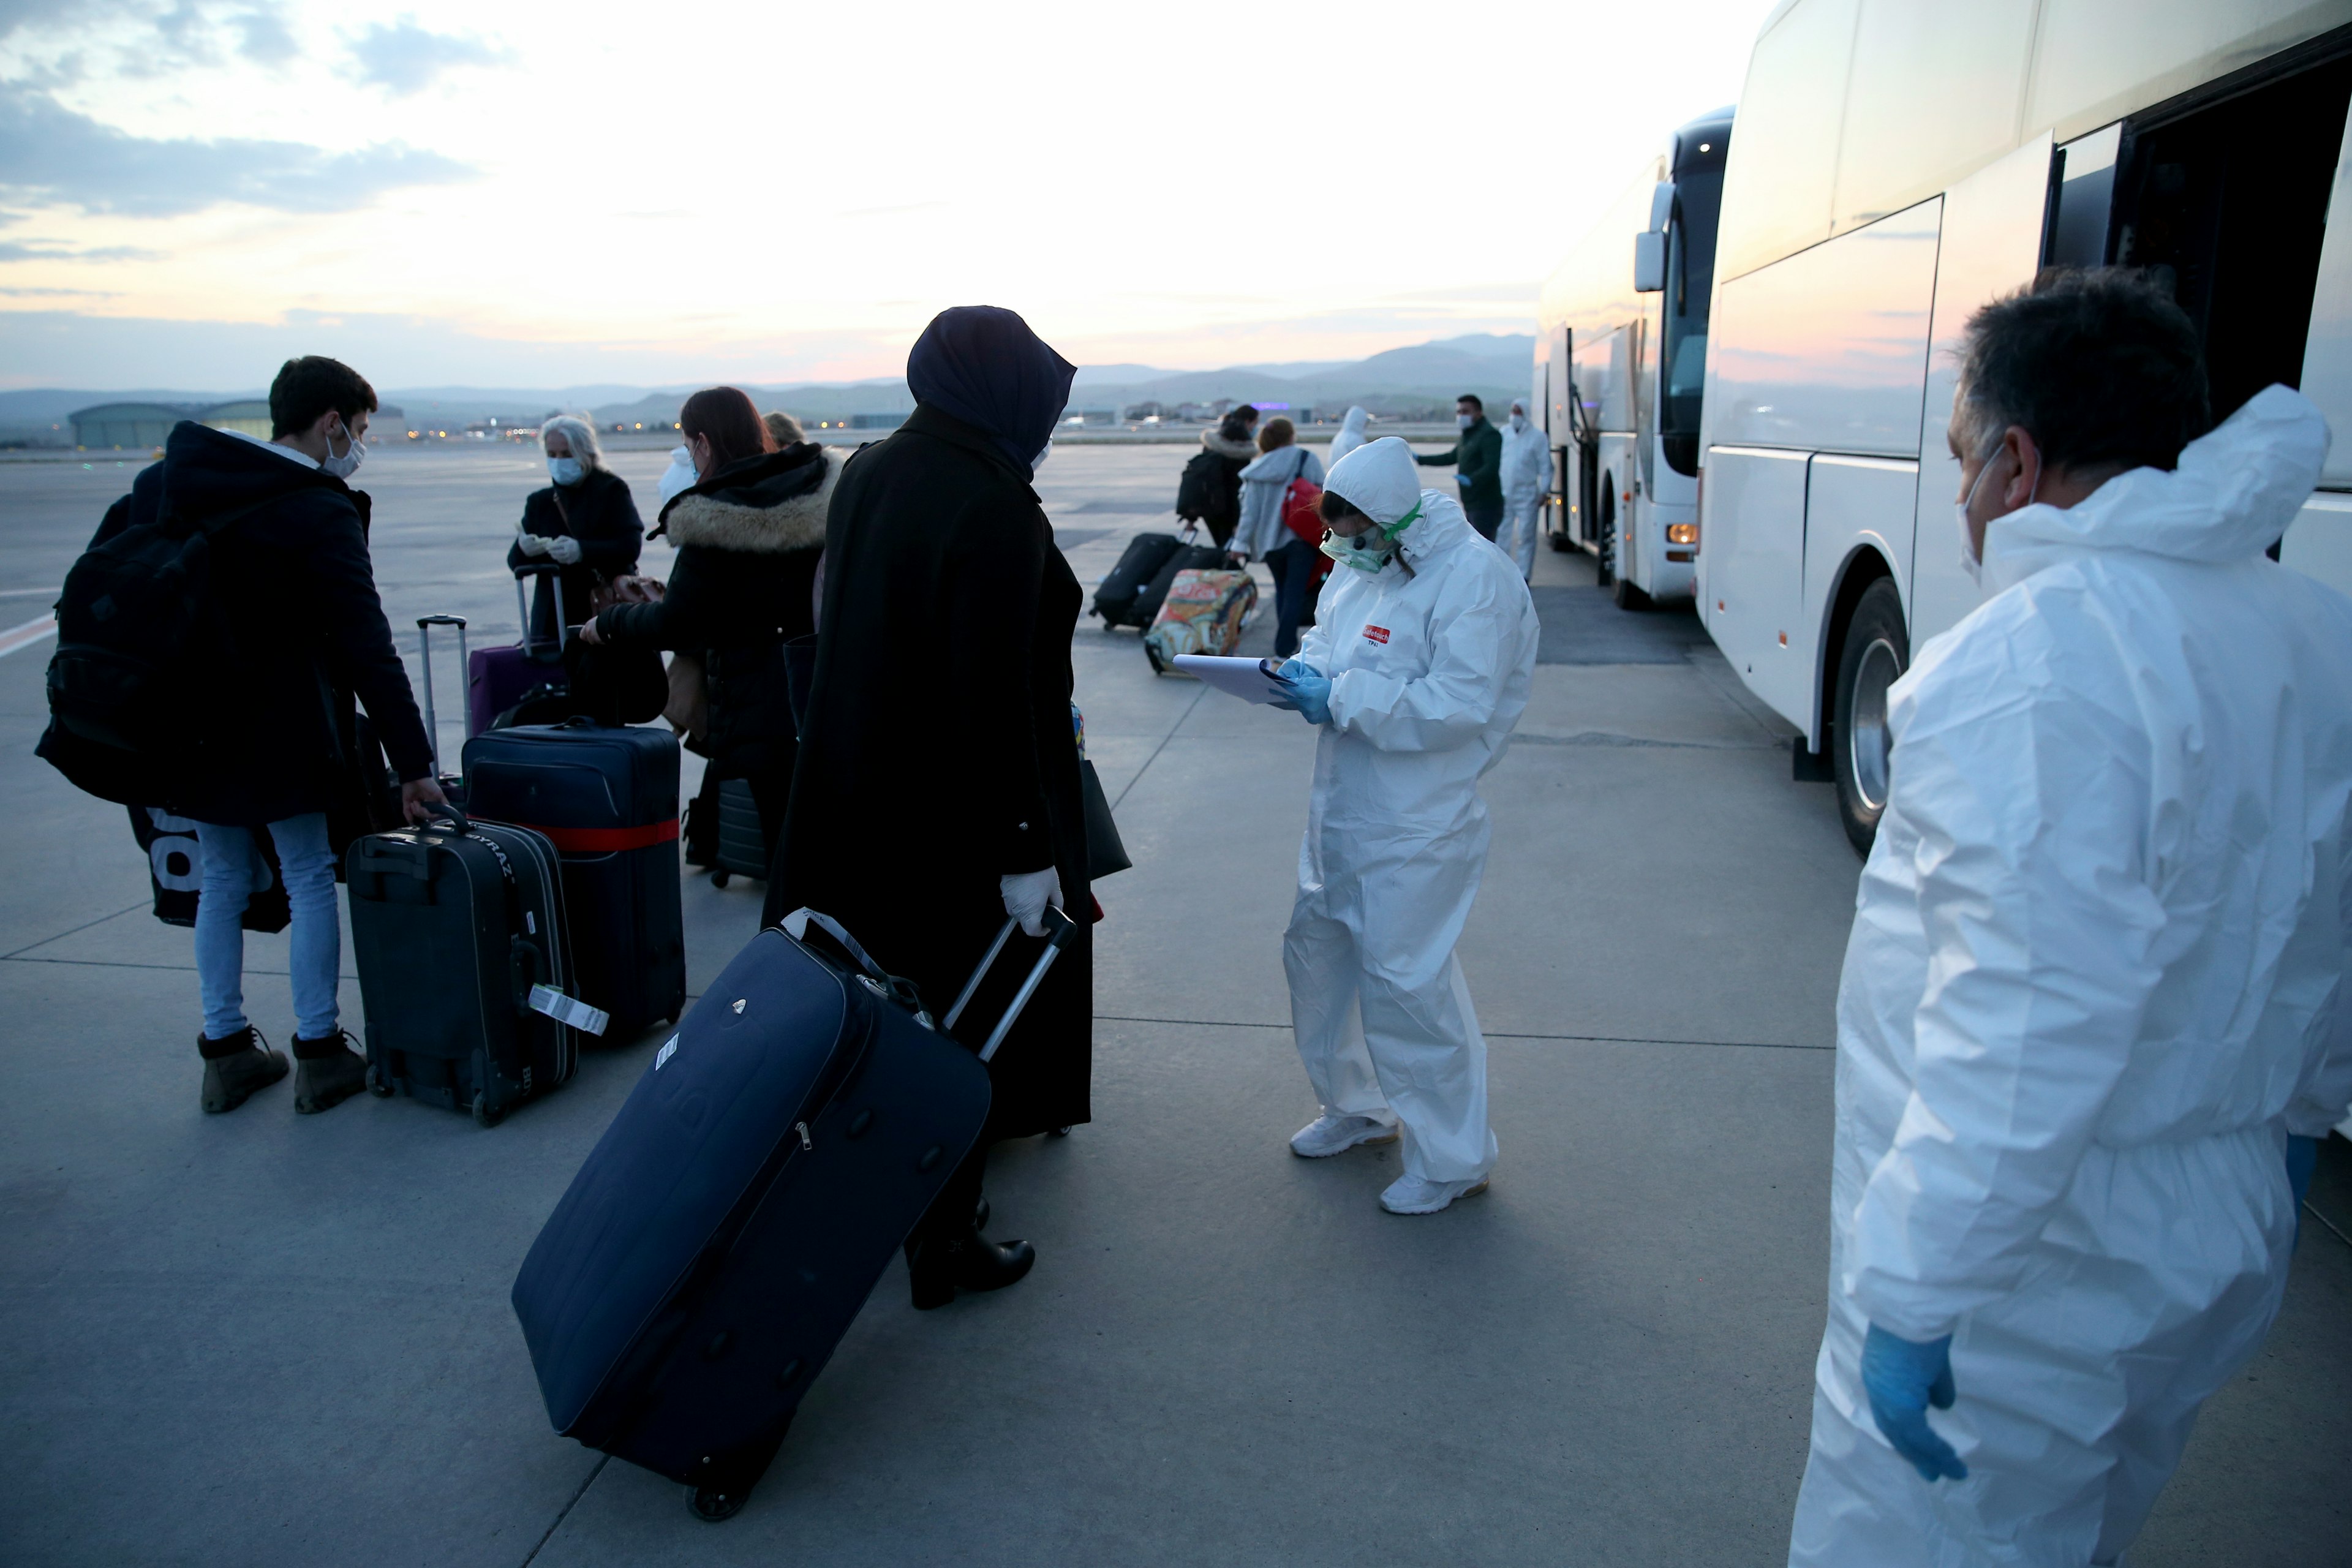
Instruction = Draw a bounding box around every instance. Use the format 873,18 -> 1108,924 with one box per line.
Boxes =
1787,270 -> 2352,1567
1498,398 -> 1549,581
1415,394 -> 1504,540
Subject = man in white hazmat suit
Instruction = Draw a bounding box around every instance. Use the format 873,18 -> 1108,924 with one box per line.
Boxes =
1499,399 -> 1550,581
1789,270 -> 2352,1566
1268,436 -> 1539,1215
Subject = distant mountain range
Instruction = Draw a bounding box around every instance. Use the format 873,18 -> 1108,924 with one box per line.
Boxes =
0,332 -> 1536,441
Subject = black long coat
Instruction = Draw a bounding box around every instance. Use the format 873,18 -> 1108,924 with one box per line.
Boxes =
83,423 -> 434,826
594,445 -> 834,781
768,405 -> 1091,1137
508,467 -> 643,643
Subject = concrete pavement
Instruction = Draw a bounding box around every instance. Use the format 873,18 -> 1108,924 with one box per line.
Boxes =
0,445 -> 2343,1565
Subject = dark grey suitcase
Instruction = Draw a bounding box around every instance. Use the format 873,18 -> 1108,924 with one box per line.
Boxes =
346,807 -> 597,1126
511,904 -> 1076,1520
709,777 -> 767,885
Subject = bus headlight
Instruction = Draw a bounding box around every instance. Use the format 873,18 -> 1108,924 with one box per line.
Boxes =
1667,522 -> 1699,546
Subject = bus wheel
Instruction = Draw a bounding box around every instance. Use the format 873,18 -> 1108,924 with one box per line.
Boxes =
1612,574 -> 1651,611
1832,578 -> 1908,856
1596,477 -> 1617,587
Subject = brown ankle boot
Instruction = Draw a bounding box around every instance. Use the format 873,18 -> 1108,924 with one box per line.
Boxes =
200,1027 -> 288,1114
292,1030 -> 367,1114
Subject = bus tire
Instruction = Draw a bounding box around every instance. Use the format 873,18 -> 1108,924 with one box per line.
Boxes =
1596,477 -> 1617,587
1831,577 -> 1908,857
1612,574 -> 1651,611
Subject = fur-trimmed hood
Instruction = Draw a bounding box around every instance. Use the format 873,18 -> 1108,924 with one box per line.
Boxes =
658,443 -> 841,554
1200,427 -> 1258,461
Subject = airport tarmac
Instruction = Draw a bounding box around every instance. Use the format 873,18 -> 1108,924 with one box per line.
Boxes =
0,443 -> 2345,1566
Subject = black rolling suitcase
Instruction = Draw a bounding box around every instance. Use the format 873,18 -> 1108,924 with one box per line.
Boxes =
1133,536 -> 1228,627
709,777 -> 766,886
346,807 -> 599,1126
462,721 -> 687,1034
511,904 -> 1078,1520
1091,531 -> 1184,626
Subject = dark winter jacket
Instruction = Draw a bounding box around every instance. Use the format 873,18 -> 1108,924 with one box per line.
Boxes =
1417,415 -> 1505,510
508,467 -> 644,644
594,443 -> 835,780
82,423 -> 433,826
767,403 -> 1091,1137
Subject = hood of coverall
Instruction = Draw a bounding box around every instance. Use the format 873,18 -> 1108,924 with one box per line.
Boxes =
1981,385 -> 2331,595
1324,435 -> 1477,562
1337,406 -> 1370,440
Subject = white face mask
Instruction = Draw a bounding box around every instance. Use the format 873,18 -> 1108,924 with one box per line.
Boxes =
1030,441 -> 1050,475
548,456 -> 584,486
1954,442 -> 2031,587
321,417 -> 365,480
1509,411 -> 1529,432
1457,413 -> 1476,431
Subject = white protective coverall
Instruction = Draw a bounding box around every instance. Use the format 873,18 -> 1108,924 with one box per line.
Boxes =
1284,437 -> 1540,1183
1328,406 -> 1372,467
1499,402 -> 1550,580
1789,387 -> 2352,1567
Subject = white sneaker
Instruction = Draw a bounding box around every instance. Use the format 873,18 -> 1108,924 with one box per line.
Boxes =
1289,1113 -> 1400,1159
1378,1173 -> 1490,1215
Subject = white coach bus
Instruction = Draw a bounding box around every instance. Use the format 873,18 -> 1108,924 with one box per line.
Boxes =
1695,0 -> 2352,851
1532,108 -> 1734,608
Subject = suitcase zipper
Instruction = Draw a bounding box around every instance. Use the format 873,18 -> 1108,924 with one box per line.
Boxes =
794,1121 -> 812,1151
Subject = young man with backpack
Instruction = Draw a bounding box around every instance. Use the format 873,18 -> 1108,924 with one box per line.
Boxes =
41,355 -> 443,1115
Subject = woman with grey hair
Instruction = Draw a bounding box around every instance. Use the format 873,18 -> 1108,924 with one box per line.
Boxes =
510,413 -> 645,644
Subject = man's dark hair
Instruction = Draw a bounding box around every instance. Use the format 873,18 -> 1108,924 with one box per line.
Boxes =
269,356 -> 377,438
1457,394 -> 1483,413
1235,404 -> 1258,421
1958,268 -> 2209,473
1319,489 -> 1366,526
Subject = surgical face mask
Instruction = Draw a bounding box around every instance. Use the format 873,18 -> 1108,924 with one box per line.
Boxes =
321,418 -> 365,480
1317,501 -> 1422,573
1509,412 -> 1529,432
1953,441 -> 2034,587
1030,441 -> 1050,475
1457,413 -> 1475,431
547,456 -> 584,486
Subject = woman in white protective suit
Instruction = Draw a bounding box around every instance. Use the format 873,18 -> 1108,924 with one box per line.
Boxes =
1267,436 -> 1539,1215
1789,271 -> 2352,1567
1498,399 -> 1550,582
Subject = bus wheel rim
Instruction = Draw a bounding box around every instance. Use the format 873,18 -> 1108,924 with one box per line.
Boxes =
1849,638 -> 1902,812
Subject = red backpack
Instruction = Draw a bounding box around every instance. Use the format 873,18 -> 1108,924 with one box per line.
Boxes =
1280,450 -> 1324,545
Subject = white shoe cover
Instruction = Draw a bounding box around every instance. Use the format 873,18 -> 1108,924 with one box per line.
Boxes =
1378,1172 -> 1490,1215
1289,1113 -> 1400,1159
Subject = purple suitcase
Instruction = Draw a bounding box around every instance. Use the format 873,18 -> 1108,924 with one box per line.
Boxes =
469,567 -> 569,737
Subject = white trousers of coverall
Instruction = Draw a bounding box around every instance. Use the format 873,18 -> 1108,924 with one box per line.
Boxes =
1501,493 -> 1544,581
1282,821 -> 1498,1185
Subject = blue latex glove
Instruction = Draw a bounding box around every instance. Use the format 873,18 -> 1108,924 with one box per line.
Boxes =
2288,1134 -> 2320,1243
1270,659 -> 1331,725
1861,1324 -> 1968,1483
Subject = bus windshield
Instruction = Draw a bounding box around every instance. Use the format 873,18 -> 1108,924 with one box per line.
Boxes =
1660,167 -> 1723,476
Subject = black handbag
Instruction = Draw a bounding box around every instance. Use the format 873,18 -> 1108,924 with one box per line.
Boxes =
1080,758 -> 1130,880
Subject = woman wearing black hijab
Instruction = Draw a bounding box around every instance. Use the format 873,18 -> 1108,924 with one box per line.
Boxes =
769,306 -> 1088,1310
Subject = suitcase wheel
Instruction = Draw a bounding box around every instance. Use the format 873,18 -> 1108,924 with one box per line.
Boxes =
1050,1126 -> 1072,1138
365,1066 -> 394,1099
690,1485 -> 744,1523
710,870 -> 730,888
471,1092 -> 505,1129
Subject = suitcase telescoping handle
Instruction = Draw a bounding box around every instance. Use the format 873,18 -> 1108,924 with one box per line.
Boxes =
415,614 -> 469,777
941,906 -> 1081,1064
514,562 -> 569,660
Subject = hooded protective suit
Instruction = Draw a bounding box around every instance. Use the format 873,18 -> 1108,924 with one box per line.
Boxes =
1328,406 -> 1372,467
1499,402 -> 1550,580
1283,437 -> 1539,1184
1789,387 -> 2352,1567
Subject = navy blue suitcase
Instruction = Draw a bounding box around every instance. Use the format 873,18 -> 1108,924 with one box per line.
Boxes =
511,905 -> 1076,1520
461,721 -> 686,1034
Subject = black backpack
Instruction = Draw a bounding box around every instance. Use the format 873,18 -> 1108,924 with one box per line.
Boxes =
1175,450 -> 1235,522
45,492 -> 263,773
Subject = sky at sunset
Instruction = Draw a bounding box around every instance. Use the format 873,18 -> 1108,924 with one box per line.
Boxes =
0,0 -> 1776,389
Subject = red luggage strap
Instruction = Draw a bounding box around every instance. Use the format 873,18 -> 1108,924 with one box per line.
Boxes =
511,818 -> 680,853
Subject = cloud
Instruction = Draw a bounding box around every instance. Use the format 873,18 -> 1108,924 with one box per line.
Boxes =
0,83 -> 472,216
2,1 -> 299,67
352,20 -> 511,95
0,238 -> 160,261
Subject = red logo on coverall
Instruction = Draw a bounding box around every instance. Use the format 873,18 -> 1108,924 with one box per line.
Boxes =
1363,625 -> 1391,644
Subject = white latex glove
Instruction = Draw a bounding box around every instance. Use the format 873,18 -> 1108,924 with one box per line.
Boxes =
515,530 -> 552,557
546,535 -> 583,565
1000,867 -> 1064,938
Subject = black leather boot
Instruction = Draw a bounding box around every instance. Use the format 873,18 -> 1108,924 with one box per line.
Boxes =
907,1226 -> 1035,1311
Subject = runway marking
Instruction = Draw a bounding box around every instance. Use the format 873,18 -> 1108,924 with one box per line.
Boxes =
0,611 -> 56,658
0,902 -> 147,960
1109,682 -> 1209,812
1091,1013 -> 1832,1051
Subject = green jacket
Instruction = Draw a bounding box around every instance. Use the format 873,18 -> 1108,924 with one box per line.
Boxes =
1416,416 -> 1504,509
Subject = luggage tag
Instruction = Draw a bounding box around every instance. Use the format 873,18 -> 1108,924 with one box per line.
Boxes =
529,983 -> 609,1037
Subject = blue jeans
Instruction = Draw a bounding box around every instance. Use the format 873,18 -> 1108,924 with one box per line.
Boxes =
1265,537 -> 1323,660
194,814 -> 341,1043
